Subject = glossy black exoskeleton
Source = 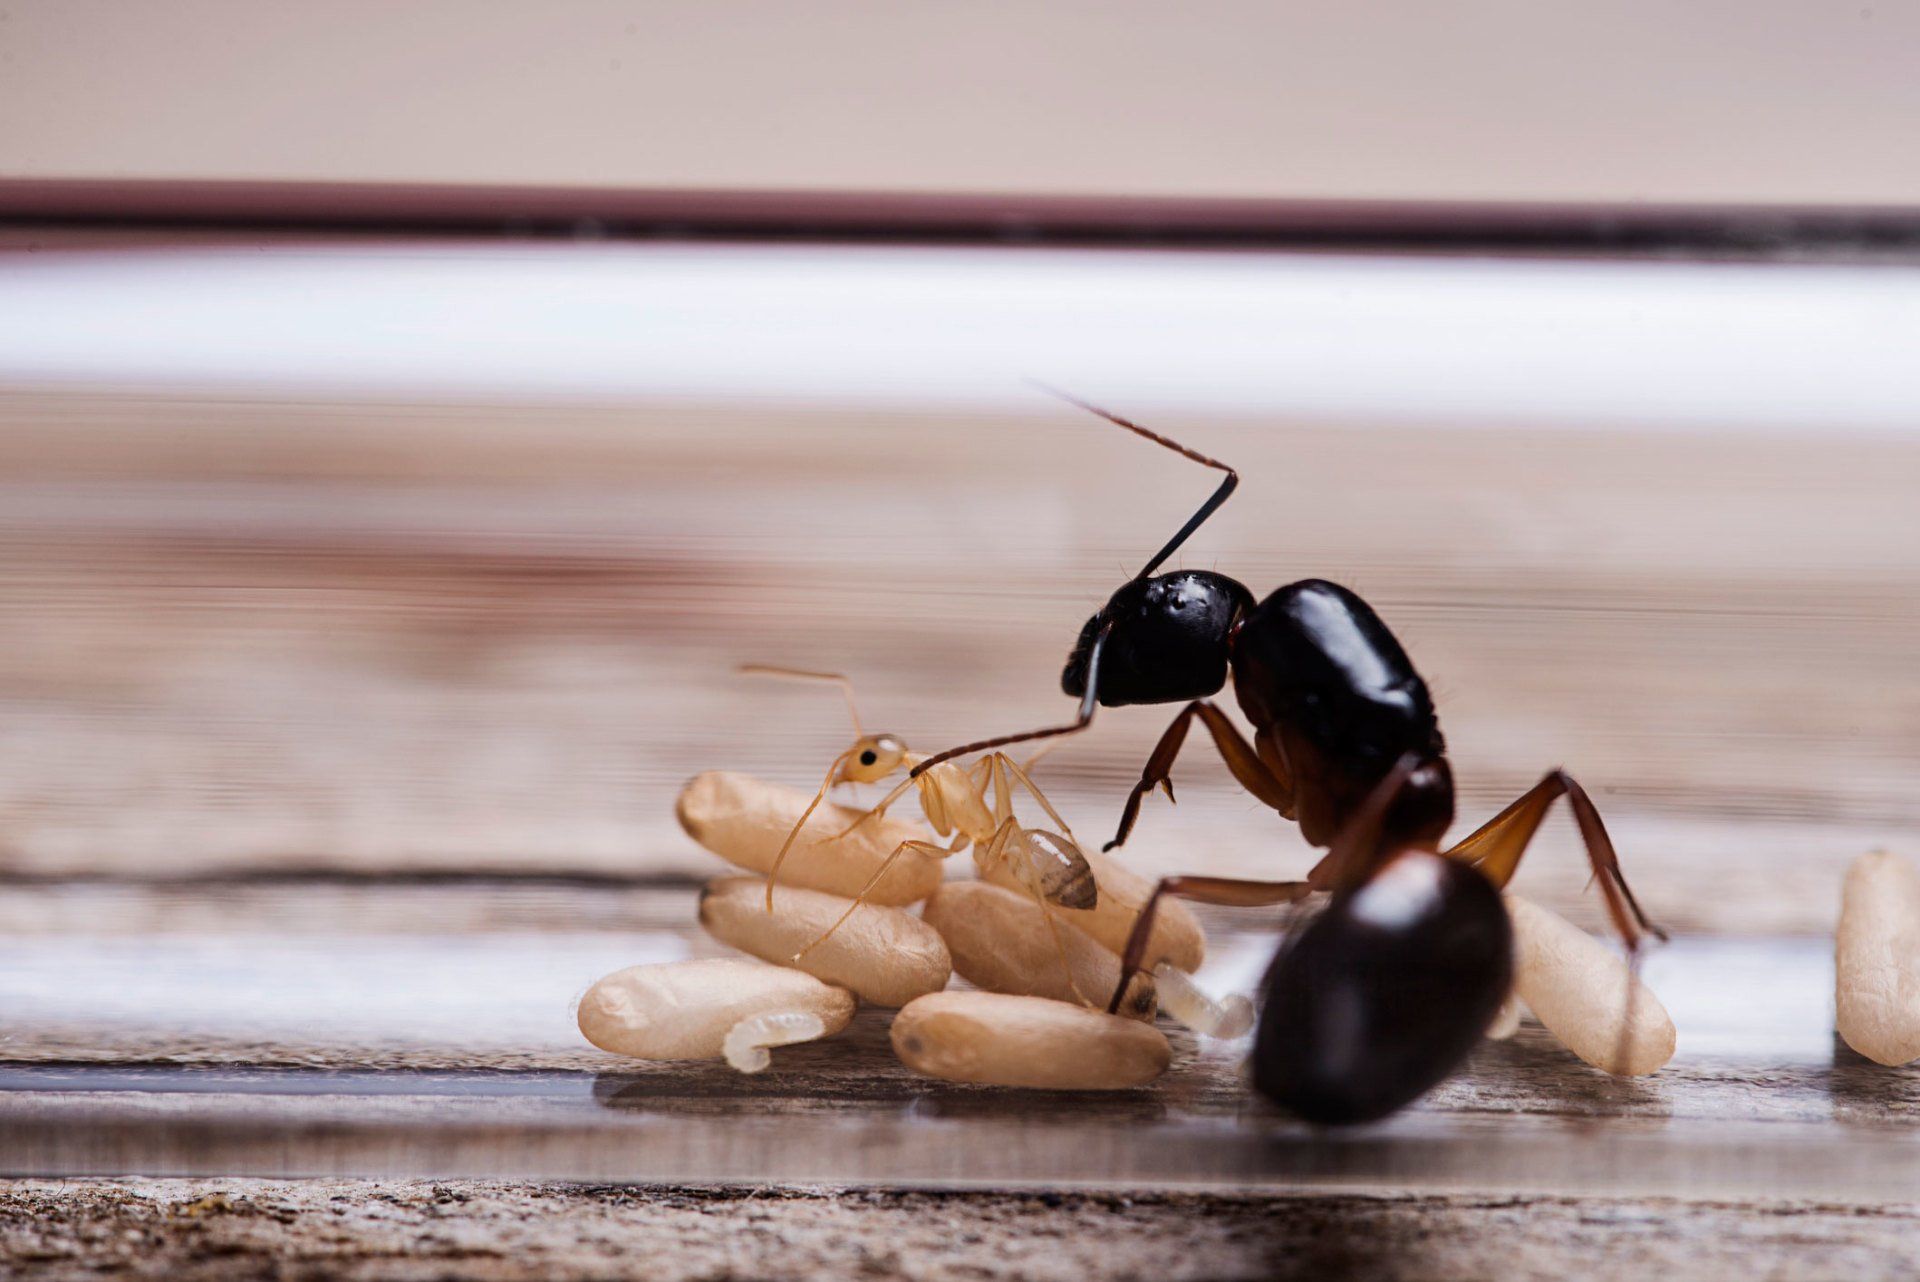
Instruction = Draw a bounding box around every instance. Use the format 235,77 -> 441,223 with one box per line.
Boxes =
912,390 -> 1664,1125
1253,850 -> 1511,1124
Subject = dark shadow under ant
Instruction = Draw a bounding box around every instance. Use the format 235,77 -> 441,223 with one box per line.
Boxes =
910,388 -> 1668,1124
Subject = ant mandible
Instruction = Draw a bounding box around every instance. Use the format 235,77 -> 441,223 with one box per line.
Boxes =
909,390 -> 1668,1123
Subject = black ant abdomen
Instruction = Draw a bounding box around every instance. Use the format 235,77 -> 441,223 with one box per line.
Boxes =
1252,849 -> 1512,1126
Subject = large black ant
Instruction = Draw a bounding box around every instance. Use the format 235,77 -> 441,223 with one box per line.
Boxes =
910,390 -> 1667,1124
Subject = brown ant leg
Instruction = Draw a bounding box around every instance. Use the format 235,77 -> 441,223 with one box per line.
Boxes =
911,628 -> 1110,777
1106,875 -> 1313,1013
1106,700 -> 1294,852
1105,753 -> 1428,1011
791,838 -> 949,961
1446,769 -> 1668,949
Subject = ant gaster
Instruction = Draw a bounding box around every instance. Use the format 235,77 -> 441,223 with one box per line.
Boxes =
911,390 -> 1667,1124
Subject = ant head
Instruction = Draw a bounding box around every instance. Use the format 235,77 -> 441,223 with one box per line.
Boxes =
1062,571 -> 1253,707
838,733 -> 908,783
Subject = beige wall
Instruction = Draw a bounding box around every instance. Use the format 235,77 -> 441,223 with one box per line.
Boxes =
2,1 -> 1917,205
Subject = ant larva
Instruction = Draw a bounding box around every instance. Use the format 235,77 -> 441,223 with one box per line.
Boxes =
908,390 -> 1669,1123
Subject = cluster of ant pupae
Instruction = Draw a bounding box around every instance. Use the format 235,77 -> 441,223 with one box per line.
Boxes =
579,393 -> 1688,1122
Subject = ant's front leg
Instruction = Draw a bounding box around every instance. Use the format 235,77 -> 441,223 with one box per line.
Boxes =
832,773 -> 921,839
1106,874 -> 1312,1013
1447,769 -> 1668,950
1106,701 -> 1294,852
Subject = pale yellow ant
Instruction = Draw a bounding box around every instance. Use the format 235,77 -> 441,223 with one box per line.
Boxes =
741,665 -> 1100,1000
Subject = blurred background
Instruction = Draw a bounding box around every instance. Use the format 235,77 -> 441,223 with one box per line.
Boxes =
1,0 -> 1918,1086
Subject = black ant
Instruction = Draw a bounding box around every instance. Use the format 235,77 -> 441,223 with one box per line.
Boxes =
910,390 -> 1667,1124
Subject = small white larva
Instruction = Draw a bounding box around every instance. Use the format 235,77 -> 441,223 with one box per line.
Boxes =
978,844 -> 1205,973
577,958 -> 854,1064
699,876 -> 951,1007
1507,894 -> 1675,1076
891,991 -> 1172,1089
723,1011 -> 828,1074
1836,849 -> 1920,1066
1152,962 -> 1254,1040
676,770 -> 944,905
921,880 -> 1157,1021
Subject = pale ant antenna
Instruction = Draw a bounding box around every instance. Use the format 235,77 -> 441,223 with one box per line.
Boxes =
738,664 -> 864,737
911,386 -> 1240,777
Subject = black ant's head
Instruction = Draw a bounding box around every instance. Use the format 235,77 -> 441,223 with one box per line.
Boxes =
1062,570 -> 1253,707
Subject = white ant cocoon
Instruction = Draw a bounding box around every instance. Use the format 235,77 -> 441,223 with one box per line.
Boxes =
891,991 -> 1172,1089
676,770 -> 944,905
724,1010 -> 829,1074
1836,849 -> 1920,1066
577,958 -> 854,1062
922,881 -> 1157,1021
1151,963 -> 1254,1040
1507,894 -> 1675,1076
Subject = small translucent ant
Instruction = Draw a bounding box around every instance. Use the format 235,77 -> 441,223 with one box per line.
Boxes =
741,665 -> 1100,1001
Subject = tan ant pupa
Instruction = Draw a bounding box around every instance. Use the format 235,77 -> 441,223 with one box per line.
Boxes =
699,875 -> 950,1007
1836,849 -> 1920,1066
922,880 -> 1157,1022
1507,894 -> 1675,1076
676,770 -> 942,905
891,991 -> 1172,1089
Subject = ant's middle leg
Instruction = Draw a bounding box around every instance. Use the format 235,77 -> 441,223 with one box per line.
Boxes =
976,817 -> 1097,1006
1106,701 -> 1294,853
1106,874 -> 1312,1013
1446,769 -> 1667,949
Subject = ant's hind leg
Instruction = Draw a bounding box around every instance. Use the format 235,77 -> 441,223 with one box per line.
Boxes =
1107,875 -> 1312,1013
994,754 -> 1077,841
979,817 -> 1097,1008
1106,701 -> 1293,853
1446,770 -> 1667,949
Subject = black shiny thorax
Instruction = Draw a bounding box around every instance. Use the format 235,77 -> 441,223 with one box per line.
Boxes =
1231,579 -> 1445,772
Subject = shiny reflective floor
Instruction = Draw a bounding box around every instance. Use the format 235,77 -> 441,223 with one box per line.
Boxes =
0,887 -> 1906,1199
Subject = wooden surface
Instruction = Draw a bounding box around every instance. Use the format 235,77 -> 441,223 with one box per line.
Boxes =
13,1181 -> 1920,1282
2,386 -> 1919,1274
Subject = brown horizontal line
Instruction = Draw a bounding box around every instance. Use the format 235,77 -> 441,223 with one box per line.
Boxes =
4,180 -> 1920,261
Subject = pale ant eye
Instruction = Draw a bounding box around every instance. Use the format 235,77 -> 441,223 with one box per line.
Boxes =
860,750 -> 878,767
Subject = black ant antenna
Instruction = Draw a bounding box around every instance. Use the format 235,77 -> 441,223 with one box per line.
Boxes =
909,625 -> 1107,777
1027,382 -> 1239,580
912,388 -> 1236,777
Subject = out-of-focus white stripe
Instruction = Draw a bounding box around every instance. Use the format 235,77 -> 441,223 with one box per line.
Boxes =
1,242 -> 1916,432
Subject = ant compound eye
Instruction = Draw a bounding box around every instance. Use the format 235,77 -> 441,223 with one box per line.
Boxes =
842,735 -> 906,783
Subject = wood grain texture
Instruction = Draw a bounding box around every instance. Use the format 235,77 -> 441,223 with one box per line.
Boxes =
10,1180 -> 1920,1282
1,390 -> 1915,936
